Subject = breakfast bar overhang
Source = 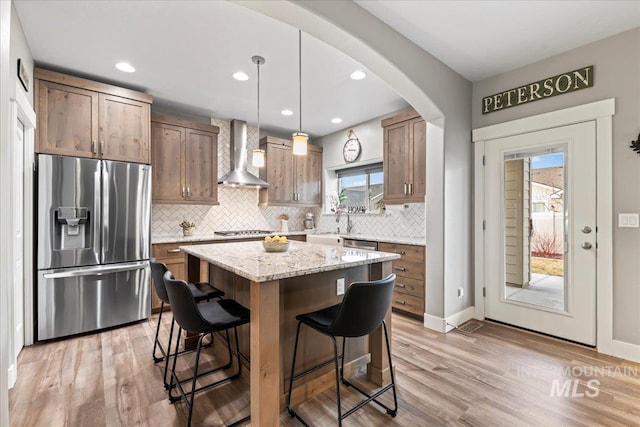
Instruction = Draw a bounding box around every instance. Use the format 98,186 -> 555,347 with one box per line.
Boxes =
181,240 -> 400,425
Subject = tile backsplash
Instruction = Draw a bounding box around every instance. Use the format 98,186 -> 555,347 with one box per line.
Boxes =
151,116 -> 425,239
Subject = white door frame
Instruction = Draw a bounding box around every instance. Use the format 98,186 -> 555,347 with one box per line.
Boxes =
7,82 -> 36,389
473,98 -> 614,355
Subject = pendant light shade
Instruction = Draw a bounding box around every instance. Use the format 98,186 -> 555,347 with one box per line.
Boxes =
252,148 -> 265,167
293,30 -> 308,156
251,55 -> 266,168
292,132 -> 308,156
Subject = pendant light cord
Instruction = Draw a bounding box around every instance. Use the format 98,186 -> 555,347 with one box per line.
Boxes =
257,58 -> 260,139
298,29 -> 302,133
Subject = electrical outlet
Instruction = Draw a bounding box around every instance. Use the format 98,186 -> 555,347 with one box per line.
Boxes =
337,278 -> 345,296
458,288 -> 464,298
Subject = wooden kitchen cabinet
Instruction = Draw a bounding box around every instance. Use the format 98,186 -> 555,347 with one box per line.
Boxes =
151,243 -> 188,313
382,109 -> 426,203
35,68 -> 152,163
258,136 -> 323,206
378,242 -> 425,318
151,114 -> 219,205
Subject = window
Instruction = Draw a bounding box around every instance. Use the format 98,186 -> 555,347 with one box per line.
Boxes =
336,163 -> 384,213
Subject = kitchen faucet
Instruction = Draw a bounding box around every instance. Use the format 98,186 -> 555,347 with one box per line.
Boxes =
336,210 -> 353,234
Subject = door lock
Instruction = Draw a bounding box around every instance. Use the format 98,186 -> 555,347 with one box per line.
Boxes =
581,242 -> 593,250
581,226 -> 592,234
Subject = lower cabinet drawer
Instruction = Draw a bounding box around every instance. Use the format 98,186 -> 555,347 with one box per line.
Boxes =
394,276 -> 424,298
152,243 -> 186,260
391,290 -> 424,317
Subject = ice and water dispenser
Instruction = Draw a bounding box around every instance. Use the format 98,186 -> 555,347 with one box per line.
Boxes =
54,207 -> 90,250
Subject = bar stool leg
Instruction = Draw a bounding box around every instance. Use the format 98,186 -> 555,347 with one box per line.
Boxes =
152,302 -> 165,363
186,334 -> 205,427
383,320 -> 398,415
340,337 -> 347,384
168,326 -> 183,403
163,317 -> 176,390
331,336 -> 343,427
286,321 -> 303,416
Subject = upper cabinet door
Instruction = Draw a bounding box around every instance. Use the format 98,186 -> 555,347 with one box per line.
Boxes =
98,94 -> 150,164
383,121 -> 411,202
151,122 -> 185,203
266,142 -> 295,204
295,147 -> 323,205
409,118 -> 426,201
185,129 -> 218,204
36,80 -> 99,158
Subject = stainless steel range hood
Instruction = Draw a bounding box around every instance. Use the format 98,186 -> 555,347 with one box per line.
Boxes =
218,119 -> 269,187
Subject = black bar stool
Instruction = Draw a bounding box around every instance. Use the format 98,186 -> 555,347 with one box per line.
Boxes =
164,271 -> 250,427
150,258 -> 224,389
286,273 -> 398,426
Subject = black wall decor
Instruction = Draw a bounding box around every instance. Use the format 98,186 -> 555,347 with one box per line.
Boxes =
630,133 -> 640,155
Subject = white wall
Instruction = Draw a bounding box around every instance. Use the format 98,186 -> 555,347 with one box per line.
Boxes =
472,28 -> 640,346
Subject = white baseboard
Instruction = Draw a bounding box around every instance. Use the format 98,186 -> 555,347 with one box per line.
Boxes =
612,340 -> 640,363
8,363 -> 16,389
424,306 -> 476,333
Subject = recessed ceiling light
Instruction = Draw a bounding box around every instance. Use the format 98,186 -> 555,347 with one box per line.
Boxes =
331,117 -> 343,124
233,71 -> 249,81
350,70 -> 367,80
281,109 -> 293,116
115,62 -> 135,73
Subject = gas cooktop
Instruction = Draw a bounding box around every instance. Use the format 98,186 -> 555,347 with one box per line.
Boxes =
214,230 -> 273,236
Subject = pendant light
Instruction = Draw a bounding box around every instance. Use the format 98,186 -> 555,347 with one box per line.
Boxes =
251,55 -> 266,168
292,29 -> 308,156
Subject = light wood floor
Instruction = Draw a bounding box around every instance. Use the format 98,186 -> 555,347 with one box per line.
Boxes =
9,314 -> 640,426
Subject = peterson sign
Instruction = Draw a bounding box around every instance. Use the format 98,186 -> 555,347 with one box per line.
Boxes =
482,65 -> 594,114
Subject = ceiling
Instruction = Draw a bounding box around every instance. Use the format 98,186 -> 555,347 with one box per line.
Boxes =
356,0 -> 640,82
15,1 -> 640,138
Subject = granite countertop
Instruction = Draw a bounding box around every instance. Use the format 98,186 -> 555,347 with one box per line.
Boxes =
180,241 -> 400,282
153,230 -> 308,244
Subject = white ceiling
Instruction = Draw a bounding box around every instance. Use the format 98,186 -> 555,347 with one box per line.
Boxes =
15,1 -> 640,137
357,0 -> 640,82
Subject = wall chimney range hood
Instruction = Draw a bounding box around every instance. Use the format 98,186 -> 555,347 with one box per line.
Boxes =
218,120 -> 269,188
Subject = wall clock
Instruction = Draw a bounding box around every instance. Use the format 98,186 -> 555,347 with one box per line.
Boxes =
343,130 -> 361,163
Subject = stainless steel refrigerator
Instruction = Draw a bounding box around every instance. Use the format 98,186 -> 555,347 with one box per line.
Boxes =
36,154 -> 151,340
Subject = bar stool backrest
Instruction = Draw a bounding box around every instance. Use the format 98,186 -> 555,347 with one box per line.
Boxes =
163,271 -> 209,334
150,258 -> 170,304
328,273 -> 396,338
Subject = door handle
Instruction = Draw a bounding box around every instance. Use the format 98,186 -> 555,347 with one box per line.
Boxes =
394,266 -> 407,272
395,300 -> 406,305
581,242 -> 593,250
404,183 -> 408,195
409,183 -> 413,194
582,226 -> 592,234
100,140 -> 104,156
395,250 -> 406,255
91,140 -> 97,154
166,248 -> 181,254
396,283 -> 406,288
182,187 -> 186,198
187,187 -> 191,198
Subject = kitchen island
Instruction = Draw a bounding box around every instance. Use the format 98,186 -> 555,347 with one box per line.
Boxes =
181,240 -> 400,425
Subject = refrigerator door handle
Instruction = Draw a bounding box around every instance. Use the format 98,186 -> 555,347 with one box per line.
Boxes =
101,161 -> 109,262
42,261 -> 148,279
94,164 -> 102,262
